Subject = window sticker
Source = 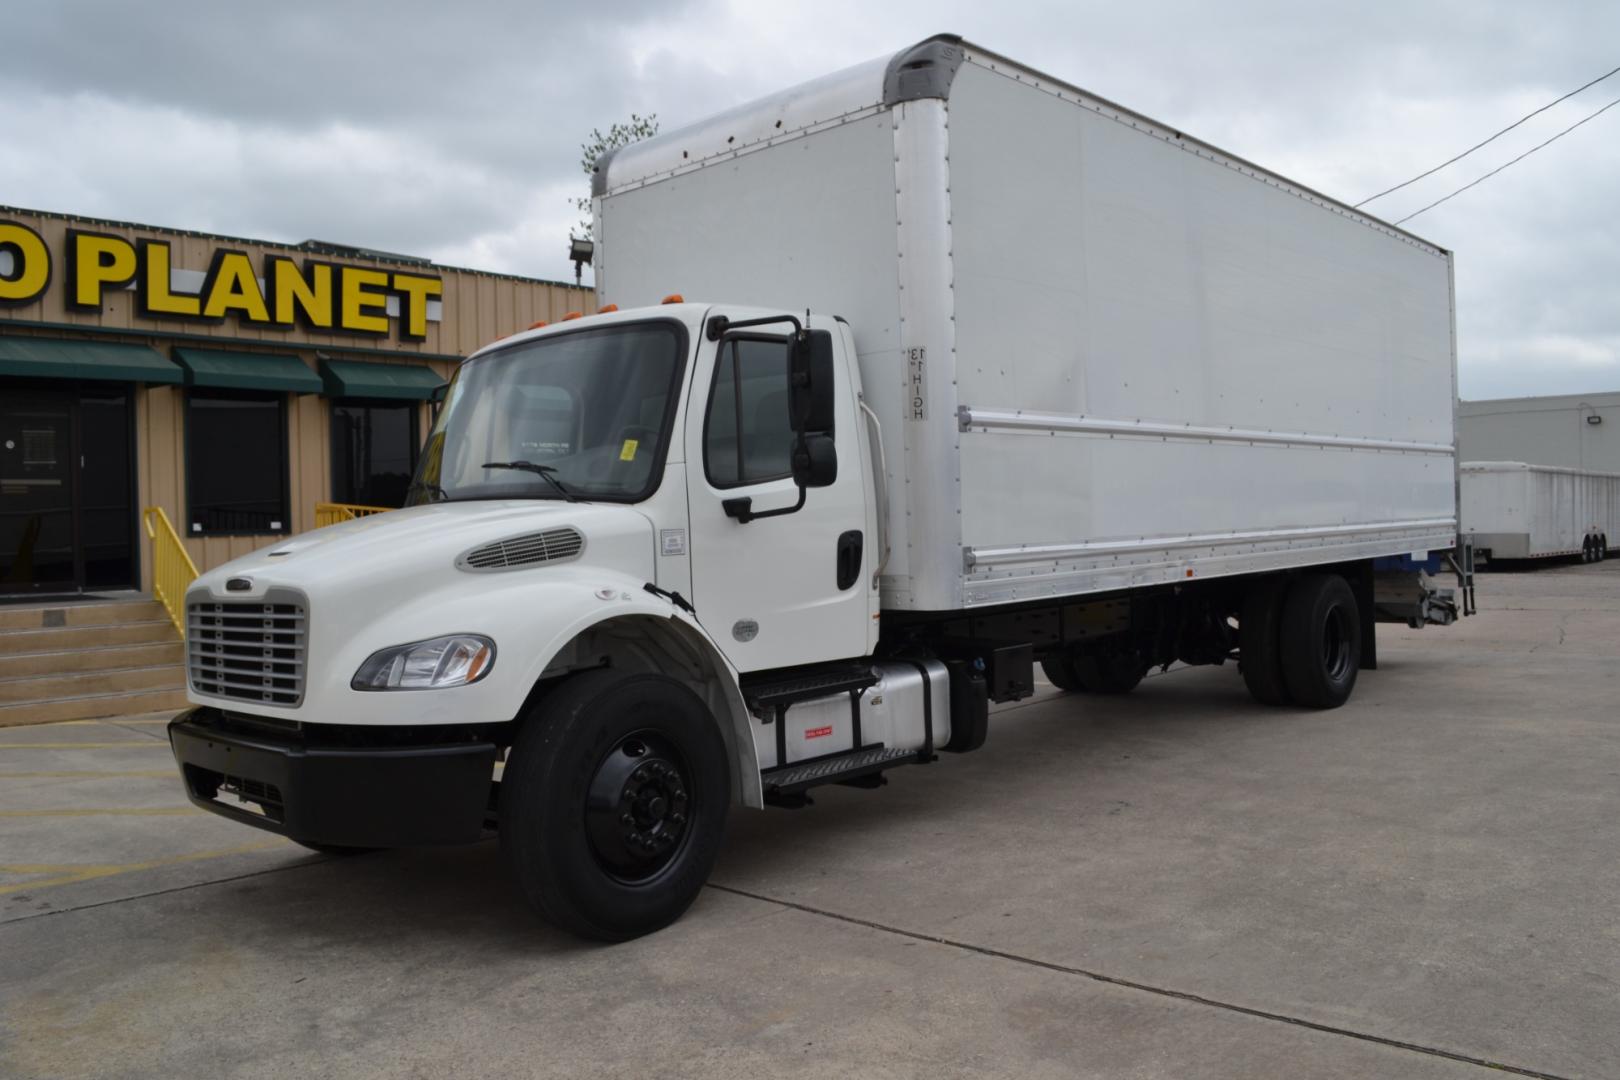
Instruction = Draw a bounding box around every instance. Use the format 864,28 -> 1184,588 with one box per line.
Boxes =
619,438 -> 639,462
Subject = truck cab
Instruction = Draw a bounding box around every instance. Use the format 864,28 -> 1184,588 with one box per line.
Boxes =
170,302 -> 937,940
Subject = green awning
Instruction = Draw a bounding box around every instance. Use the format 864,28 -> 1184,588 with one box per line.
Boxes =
173,347 -> 323,394
0,335 -> 183,384
318,358 -> 445,401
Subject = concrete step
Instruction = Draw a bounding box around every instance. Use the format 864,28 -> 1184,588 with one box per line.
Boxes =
0,686 -> 190,726
0,597 -> 168,631
0,640 -> 185,678
0,664 -> 185,704
0,619 -> 179,653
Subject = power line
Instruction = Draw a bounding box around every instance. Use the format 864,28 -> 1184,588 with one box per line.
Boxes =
1393,93 -> 1620,225
1356,62 -> 1620,207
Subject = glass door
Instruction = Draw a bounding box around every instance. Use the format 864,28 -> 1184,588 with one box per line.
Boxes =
0,387 -> 76,593
0,383 -> 136,595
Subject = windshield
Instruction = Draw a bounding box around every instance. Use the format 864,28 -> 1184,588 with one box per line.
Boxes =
408,321 -> 687,505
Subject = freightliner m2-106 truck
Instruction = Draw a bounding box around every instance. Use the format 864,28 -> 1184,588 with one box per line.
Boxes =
169,36 -> 1468,939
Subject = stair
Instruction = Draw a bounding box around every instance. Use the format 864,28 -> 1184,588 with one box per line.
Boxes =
0,598 -> 188,726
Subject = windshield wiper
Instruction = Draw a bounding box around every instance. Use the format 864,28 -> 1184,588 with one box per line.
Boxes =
482,460 -> 581,503
406,479 -> 450,503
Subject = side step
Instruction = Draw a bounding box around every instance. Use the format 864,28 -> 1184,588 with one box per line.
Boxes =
762,745 -> 923,799
741,663 -> 878,714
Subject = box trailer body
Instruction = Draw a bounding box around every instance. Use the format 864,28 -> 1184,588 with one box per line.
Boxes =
595,37 -> 1460,612
168,35 -> 1470,941
1462,461 -> 1618,560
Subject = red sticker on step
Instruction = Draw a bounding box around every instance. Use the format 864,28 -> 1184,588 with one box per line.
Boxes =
804,725 -> 833,740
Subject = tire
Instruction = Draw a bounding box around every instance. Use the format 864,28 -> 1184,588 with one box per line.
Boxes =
499,669 -> 730,942
1602,535 -> 1610,561
1278,574 -> 1361,709
1239,577 -> 1291,706
1040,655 -> 1086,692
294,842 -> 379,856
1073,651 -> 1147,694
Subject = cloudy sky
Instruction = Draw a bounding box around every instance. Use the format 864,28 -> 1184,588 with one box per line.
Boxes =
3,1 -> 1615,400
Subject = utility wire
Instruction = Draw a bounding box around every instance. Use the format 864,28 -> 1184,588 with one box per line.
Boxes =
1356,62 -> 1620,207
1393,93 -> 1620,225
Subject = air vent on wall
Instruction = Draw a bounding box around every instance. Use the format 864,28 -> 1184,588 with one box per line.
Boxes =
457,527 -> 585,571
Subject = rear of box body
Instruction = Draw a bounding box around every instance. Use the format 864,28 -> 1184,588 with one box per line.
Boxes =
597,39 -> 1459,613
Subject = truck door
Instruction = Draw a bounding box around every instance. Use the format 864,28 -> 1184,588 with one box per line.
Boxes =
684,313 -> 872,672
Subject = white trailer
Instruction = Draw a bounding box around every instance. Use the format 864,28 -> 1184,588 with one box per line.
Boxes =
1463,461 -> 1617,561
168,35 -> 1469,940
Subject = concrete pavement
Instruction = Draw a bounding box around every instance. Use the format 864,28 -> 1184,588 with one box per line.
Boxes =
2,560 -> 1617,1078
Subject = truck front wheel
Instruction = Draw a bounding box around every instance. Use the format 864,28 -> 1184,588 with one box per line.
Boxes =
499,669 -> 730,941
1278,574 -> 1361,709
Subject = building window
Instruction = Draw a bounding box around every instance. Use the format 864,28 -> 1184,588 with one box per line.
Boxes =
186,389 -> 288,535
331,400 -> 420,508
703,337 -> 795,488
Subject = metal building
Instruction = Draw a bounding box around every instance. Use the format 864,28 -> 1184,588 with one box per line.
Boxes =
1458,391 -> 1620,473
0,206 -> 591,598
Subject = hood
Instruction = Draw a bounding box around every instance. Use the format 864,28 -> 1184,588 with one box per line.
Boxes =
192,500 -> 656,600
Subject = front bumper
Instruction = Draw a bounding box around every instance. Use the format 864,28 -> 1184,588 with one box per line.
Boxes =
168,707 -> 498,848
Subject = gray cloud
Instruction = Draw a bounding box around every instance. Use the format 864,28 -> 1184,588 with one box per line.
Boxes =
2,0 -> 1616,398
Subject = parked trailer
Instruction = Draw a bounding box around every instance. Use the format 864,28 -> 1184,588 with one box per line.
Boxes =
1463,461 -> 1617,562
169,35 -> 1469,940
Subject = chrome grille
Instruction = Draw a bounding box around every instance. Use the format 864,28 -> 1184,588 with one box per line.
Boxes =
187,593 -> 308,707
458,527 -> 585,571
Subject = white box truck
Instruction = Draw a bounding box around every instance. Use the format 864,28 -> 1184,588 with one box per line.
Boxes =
1463,461 -> 1617,562
169,35 -> 1469,940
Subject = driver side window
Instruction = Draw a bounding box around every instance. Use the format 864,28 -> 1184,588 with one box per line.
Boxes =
704,338 -> 795,488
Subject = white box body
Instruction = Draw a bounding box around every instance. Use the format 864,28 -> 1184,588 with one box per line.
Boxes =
1461,461 -> 1620,558
597,37 -> 1459,613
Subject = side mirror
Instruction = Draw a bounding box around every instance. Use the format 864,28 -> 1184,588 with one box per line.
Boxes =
791,330 -> 836,433
792,432 -> 837,488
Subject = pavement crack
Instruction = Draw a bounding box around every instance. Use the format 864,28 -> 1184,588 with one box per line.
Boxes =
705,882 -> 1574,1080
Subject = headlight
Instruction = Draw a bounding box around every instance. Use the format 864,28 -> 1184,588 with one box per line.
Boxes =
352,634 -> 496,691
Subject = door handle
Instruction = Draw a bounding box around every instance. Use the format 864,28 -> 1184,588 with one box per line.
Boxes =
836,530 -> 863,591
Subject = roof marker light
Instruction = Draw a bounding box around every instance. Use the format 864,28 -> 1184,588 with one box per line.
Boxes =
528,320 -> 549,330
661,294 -> 684,304
598,303 -> 619,313
561,311 -> 583,321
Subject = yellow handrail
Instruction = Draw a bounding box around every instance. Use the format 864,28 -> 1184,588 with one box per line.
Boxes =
143,506 -> 200,639
314,502 -> 395,528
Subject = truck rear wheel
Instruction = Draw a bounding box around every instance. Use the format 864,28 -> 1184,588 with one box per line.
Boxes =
1278,574 -> 1360,709
1040,655 -> 1086,691
1239,578 -> 1291,706
499,669 -> 730,941
1073,651 -> 1147,694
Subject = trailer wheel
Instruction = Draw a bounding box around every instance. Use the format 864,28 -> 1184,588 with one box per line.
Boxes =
1239,578 -> 1291,706
1040,655 -> 1087,692
500,669 -> 730,941
1278,574 -> 1360,709
1073,651 -> 1147,694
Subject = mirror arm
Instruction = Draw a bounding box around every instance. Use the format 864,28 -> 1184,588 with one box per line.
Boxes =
706,313 -> 805,341
722,486 -> 806,525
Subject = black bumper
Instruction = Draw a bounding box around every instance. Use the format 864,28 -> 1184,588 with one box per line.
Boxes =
168,707 -> 498,848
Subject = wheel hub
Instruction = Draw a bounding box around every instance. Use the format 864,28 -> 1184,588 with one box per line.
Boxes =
585,732 -> 693,882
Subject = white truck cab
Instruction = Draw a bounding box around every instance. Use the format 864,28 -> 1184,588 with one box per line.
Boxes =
170,35 -> 1469,940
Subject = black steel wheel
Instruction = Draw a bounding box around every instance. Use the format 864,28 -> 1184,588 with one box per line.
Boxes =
500,669 -> 729,941
1240,577 -> 1291,706
1278,574 -> 1361,709
583,729 -> 694,884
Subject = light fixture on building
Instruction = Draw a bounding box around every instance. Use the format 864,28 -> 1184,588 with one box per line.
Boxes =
569,237 -> 595,286
1587,414 -> 1603,425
